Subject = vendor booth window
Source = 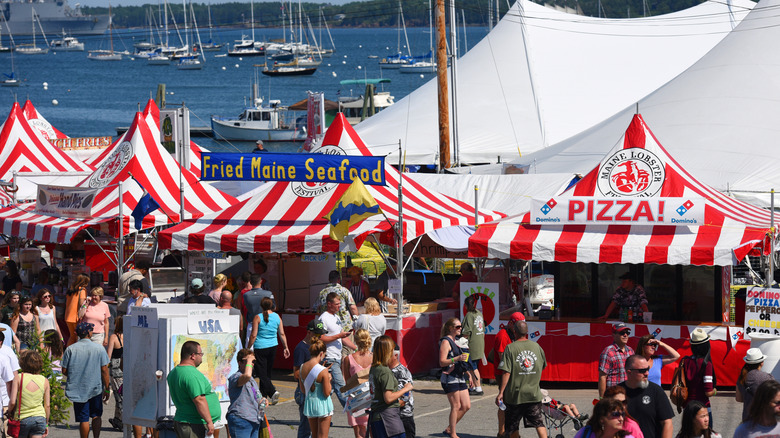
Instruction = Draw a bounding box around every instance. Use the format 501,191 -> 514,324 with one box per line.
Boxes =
680,265 -> 717,321
644,265 -> 677,320
558,263 -> 592,317
597,264 -> 631,317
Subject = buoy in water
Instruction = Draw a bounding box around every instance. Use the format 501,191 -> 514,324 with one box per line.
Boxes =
222,66 -> 226,70
51,99 -> 58,106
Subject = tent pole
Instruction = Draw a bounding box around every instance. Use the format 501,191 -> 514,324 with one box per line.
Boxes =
770,188 -> 775,287
117,181 -> 124,278
474,185 -> 479,226
396,140 -> 404,354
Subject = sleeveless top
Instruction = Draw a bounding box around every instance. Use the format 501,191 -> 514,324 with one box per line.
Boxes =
16,315 -> 35,346
18,373 -> 47,419
303,363 -> 333,418
37,307 -> 57,332
112,335 -> 124,359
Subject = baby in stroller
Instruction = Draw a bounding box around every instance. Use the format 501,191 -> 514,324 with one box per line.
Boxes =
541,389 -> 589,435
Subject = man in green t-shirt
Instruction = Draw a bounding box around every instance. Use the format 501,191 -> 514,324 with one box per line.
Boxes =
495,321 -> 548,438
167,341 -> 222,438
462,294 -> 486,395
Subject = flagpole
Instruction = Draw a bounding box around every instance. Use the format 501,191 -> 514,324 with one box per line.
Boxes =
396,140 -> 404,353
117,181 -> 124,278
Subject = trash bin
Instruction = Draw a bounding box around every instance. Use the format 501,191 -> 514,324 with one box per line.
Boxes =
156,415 -> 176,438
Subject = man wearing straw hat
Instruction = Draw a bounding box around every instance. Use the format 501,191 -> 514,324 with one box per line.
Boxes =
737,347 -> 775,422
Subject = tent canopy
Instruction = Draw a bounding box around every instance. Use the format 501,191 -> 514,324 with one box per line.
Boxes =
158,114 -> 505,254
513,0 -> 780,208
350,0 -> 754,164
468,114 -> 772,266
0,108 -> 236,243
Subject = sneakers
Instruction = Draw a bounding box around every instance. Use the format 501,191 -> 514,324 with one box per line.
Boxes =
270,391 -> 280,405
578,414 -> 589,422
469,386 -> 484,396
108,417 -> 123,431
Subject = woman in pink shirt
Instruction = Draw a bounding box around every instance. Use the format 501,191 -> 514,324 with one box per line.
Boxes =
82,287 -> 111,347
603,386 -> 644,438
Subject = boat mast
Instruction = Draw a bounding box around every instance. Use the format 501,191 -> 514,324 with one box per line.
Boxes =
400,1 -> 411,58
191,3 -> 205,62
109,4 -> 114,54
182,0 -> 188,50
31,7 -> 35,48
251,0 -> 255,43
435,0 -> 450,169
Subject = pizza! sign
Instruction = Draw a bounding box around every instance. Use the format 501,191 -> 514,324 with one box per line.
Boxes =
531,196 -> 705,225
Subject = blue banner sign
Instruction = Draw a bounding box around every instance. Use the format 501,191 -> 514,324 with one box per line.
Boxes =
201,153 -> 386,185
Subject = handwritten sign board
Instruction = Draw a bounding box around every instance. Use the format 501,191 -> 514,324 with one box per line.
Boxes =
460,282 -> 500,334
129,306 -> 158,329
744,286 -> 780,338
187,309 -> 237,335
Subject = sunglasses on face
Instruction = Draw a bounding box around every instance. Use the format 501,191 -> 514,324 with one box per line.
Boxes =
608,411 -> 625,419
618,331 -> 631,336
454,325 -> 462,329
630,367 -> 650,374
646,343 -> 658,349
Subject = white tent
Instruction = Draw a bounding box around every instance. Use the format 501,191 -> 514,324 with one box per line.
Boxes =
352,0 -> 754,165
515,0 -> 780,208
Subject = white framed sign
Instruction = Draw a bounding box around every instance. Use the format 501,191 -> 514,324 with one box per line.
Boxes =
744,286 -> 780,338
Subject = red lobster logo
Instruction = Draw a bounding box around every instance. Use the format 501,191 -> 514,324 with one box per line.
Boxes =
611,161 -> 649,194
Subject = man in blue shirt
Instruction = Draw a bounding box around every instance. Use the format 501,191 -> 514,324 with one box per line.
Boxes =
62,322 -> 110,438
125,279 -> 151,316
242,274 -> 275,337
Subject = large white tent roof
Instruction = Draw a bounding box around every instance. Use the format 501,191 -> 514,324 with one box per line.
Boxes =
515,0 -> 780,207
351,0 -> 754,164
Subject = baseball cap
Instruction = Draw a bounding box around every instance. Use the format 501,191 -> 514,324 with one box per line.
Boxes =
191,278 -> 204,289
509,312 -> 525,323
307,319 -> 327,335
612,322 -> 630,333
618,272 -> 633,280
75,322 -> 95,337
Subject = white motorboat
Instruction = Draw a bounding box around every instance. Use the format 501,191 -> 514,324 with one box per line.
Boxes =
51,34 -> 85,51
399,60 -> 436,74
337,79 -> 395,125
211,67 -> 305,142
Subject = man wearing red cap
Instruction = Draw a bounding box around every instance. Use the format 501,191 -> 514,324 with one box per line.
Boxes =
491,312 -> 525,438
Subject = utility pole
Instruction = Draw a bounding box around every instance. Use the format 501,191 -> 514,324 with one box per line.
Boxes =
436,0 -> 450,170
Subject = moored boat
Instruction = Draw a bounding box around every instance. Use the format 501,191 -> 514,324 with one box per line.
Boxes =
50,33 -> 84,51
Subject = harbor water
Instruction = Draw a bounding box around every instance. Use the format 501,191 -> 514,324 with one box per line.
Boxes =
0,26 -> 489,153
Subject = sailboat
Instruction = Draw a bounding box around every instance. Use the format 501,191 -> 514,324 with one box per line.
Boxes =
399,0 -> 436,74
195,2 -> 223,52
177,2 -> 205,70
16,7 -> 49,55
0,12 -> 15,53
228,0 -> 263,56
379,1 -> 411,69
2,50 -> 20,87
88,5 -> 122,61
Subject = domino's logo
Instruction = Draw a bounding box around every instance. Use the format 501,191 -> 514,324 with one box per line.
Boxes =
676,200 -> 694,216
540,198 -> 558,215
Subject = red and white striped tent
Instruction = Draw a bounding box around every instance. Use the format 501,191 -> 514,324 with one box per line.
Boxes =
87,100 -> 206,175
0,102 -> 95,206
0,109 -> 237,243
158,114 -> 505,253
469,114 -> 773,266
21,100 -> 68,141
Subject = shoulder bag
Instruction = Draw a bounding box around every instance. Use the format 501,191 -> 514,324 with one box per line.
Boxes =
6,373 -> 23,438
77,288 -> 88,320
670,357 -> 688,413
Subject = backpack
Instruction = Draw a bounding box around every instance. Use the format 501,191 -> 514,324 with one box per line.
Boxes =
670,357 -> 689,413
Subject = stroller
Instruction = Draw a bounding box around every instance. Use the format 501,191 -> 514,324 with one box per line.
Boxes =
540,389 -> 587,438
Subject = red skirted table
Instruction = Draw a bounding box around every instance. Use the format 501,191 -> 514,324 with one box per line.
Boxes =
477,319 -> 748,385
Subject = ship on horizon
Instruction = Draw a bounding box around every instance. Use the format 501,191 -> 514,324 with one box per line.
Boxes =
1,0 -> 109,37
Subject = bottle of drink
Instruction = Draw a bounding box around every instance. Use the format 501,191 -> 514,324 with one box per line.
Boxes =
499,400 -> 507,411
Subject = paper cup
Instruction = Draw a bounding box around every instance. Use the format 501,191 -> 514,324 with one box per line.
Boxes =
643,312 -> 653,323
463,352 -> 470,362
155,370 -> 163,381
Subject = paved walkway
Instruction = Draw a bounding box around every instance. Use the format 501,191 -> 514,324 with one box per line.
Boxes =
46,374 -> 743,438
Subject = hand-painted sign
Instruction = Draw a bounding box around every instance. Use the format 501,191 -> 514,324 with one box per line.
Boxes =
201,153 -> 386,186
187,309 -> 237,334
35,185 -> 99,218
50,137 -> 112,150
530,197 -> 706,225
744,286 -> 780,338
460,282 -> 500,334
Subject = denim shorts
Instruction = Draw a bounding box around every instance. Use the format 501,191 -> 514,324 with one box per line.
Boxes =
73,394 -> 103,422
19,416 -> 47,437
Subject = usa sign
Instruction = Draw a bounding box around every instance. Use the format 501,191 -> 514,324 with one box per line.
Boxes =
530,196 -> 706,225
